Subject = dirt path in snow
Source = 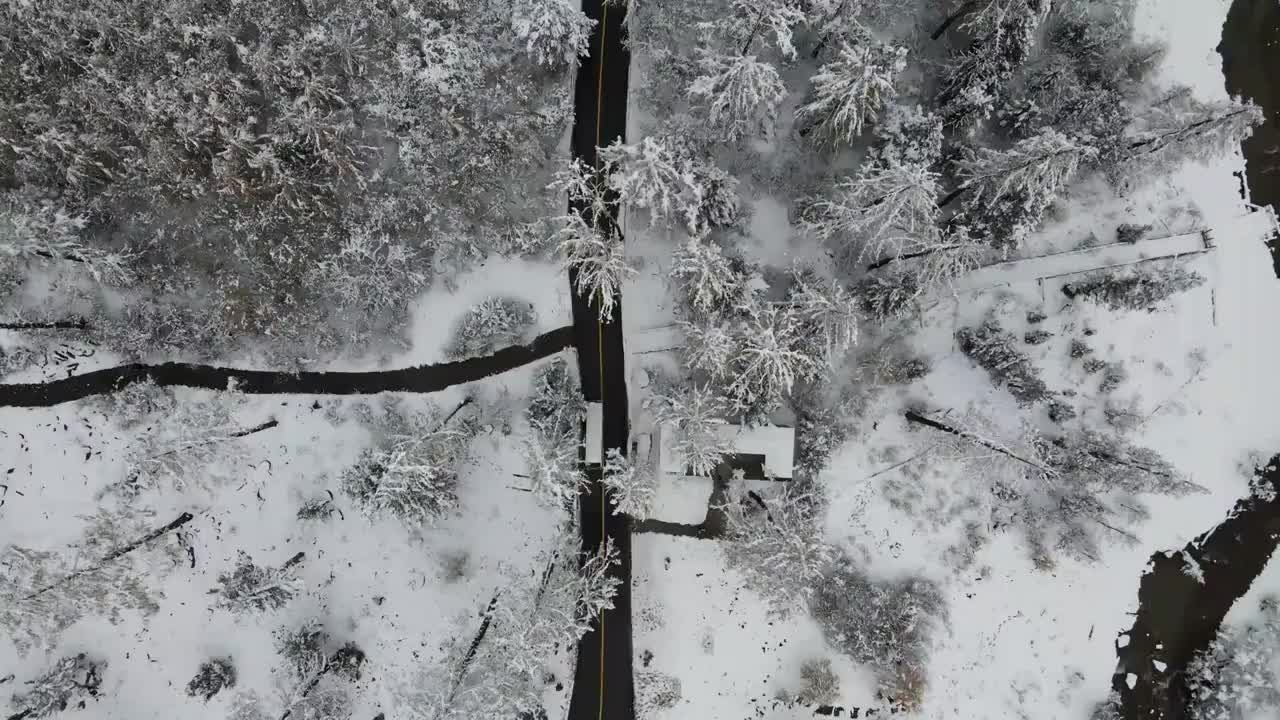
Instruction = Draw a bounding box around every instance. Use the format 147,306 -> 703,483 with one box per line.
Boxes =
0,326 -> 574,407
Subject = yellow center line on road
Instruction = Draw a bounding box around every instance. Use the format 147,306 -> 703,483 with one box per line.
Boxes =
594,5 -> 609,720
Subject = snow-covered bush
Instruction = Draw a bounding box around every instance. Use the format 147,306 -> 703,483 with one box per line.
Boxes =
1186,596 -> 1280,720
603,448 -> 658,520
796,37 -> 908,145
1099,361 -> 1128,394
510,0 -> 594,67
341,407 -> 476,527
1062,263 -> 1206,312
797,658 -> 841,706
653,384 -> 734,476
688,49 -> 787,141
186,658 -> 237,701
636,671 -> 682,716
10,654 -> 105,719
794,394 -> 859,477
720,480 -> 837,613
600,137 -> 740,234
212,551 -> 304,613
810,564 -> 945,710
445,297 -> 537,360
956,319 -> 1052,405
871,105 -> 944,167
0,196 -> 133,285
723,306 -> 825,415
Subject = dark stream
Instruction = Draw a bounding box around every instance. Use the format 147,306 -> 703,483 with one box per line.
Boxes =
1111,4 -> 1280,717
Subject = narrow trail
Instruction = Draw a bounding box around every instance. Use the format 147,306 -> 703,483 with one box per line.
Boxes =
0,326 -> 574,407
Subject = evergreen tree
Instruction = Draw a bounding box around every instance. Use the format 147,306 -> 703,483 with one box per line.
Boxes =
679,315 -> 740,378
600,137 -> 739,234
720,0 -> 808,59
526,357 -> 585,442
854,268 -> 922,321
796,37 -> 908,145
725,306 -> 824,415
0,195 -> 133,284
936,0 -> 1050,127
522,420 -> 586,508
869,105 -> 945,167
1063,263 -> 1206,312
955,319 -> 1052,405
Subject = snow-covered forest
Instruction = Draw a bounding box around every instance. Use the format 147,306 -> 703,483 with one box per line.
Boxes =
3,0 -> 1280,718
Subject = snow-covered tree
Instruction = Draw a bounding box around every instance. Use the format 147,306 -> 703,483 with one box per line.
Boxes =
211,551 -> 304,613
272,622 -> 364,720
602,448 -> 658,519
720,0 -> 807,59
1062,262 -> 1206,312
810,564 -> 945,707
341,409 -> 476,527
905,409 -> 1202,564
871,105 -> 944,167
855,269 -> 923,321
510,0 -> 595,67
107,393 -> 254,499
688,49 -> 788,142
522,420 -> 587,508
949,129 -> 1098,250
720,479 -> 837,613
786,270 -> 859,362
796,38 -> 907,145
653,384 -> 733,476
446,297 -> 537,360
186,658 -> 237,701
526,357 -> 585,442
556,216 -> 635,322
0,195 -> 133,284
10,654 -> 105,719
421,536 -> 619,719
802,159 -> 941,265
1186,596 -> 1280,720
679,315 -> 740,377
670,234 -> 755,317
600,137 -> 697,230
0,509 -> 184,651
310,218 -> 430,317
725,306 -> 824,413
936,0 -> 1050,127
955,318 -> 1052,405
1126,89 -> 1263,169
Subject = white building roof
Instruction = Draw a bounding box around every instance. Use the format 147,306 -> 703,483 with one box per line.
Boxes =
656,422 -> 795,480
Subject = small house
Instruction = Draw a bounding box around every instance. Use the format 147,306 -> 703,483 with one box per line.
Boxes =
654,423 -> 795,481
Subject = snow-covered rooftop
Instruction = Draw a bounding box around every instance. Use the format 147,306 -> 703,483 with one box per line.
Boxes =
656,423 -> 795,480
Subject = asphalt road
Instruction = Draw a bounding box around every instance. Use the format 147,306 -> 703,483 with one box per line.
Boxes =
565,1 -> 635,719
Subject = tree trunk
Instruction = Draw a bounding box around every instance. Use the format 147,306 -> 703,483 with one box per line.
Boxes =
904,411 -> 1054,476
931,1 -> 978,41
25,512 -> 196,600
0,319 -> 87,330
937,184 -> 968,208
